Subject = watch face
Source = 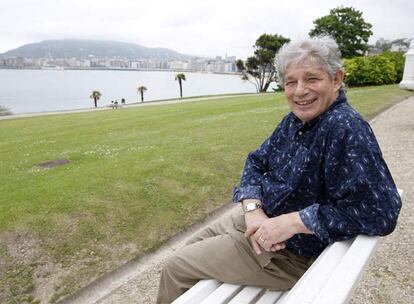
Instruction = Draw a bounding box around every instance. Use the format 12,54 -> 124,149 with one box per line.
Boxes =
246,203 -> 257,211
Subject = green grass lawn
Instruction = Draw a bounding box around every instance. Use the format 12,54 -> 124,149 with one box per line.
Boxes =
1,84 -> 413,303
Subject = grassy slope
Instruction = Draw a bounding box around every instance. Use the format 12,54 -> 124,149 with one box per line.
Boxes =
0,85 -> 413,303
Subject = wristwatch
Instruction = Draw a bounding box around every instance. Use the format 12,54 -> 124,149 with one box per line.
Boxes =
243,202 -> 262,213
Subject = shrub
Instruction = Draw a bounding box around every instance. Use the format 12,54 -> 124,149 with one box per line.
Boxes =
344,52 -> 404,86
380,51 -> 405,82
0,105 -> 12,116
344,57 -> 368,85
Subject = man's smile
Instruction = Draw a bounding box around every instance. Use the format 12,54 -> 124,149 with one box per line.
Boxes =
294,98 -> 317,106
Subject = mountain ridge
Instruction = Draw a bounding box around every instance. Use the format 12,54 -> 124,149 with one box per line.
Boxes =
0,39 -> 194,60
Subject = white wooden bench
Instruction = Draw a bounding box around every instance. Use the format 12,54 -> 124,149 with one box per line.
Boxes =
172,189 -> 403,304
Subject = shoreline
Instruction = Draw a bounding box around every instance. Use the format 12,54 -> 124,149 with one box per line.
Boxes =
0,92 -> 265,121
0,66 -> 242,75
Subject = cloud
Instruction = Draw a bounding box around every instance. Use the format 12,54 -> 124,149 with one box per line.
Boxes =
0,0 -> 413,58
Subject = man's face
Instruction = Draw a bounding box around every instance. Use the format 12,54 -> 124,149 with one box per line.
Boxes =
284,62 -> 343,122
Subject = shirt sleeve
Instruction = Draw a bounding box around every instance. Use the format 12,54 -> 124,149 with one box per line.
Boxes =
232,121 -> 285,203
299,119 -> 402,244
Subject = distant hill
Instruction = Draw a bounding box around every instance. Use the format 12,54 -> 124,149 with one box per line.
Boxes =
0,39 -> 193,60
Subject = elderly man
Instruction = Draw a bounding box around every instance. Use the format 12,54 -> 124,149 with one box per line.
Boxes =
156,37 -> 401,304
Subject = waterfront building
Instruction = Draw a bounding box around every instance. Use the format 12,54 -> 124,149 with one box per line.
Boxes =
0,53 -> 238,73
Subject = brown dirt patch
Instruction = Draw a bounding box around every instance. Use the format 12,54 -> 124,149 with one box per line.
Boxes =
2,231 -> 40,262
37,158 -> 70,169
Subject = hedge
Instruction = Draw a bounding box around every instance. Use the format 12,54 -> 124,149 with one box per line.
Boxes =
344,51 -> 405,86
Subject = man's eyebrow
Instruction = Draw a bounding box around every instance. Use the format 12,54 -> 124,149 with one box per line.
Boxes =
285,71 -> 323,80
304,70 -> 324,77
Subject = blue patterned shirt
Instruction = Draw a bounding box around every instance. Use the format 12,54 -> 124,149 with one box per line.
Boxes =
233,90 -> 401,257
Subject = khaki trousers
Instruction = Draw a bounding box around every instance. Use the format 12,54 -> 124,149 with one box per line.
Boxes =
156,206 -> 315,304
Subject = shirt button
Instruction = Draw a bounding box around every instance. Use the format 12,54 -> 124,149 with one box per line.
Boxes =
298,131 -> 303,136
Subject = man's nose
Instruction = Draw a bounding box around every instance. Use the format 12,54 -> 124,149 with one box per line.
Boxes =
294,81 -> 308,96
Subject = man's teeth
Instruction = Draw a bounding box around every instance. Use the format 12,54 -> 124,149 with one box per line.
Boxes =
295,99 -> 315,105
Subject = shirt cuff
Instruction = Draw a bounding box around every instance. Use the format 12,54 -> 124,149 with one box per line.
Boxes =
232,185 -> 262,203
299,205 -> 330,243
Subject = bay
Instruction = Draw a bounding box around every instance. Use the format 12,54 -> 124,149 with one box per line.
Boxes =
0,69 -> 259,114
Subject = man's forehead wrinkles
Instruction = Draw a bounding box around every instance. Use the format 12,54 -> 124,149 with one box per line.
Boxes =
285,68 -> 325,79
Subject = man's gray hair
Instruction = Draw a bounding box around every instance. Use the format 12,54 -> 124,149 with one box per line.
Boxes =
275,36 -> 343,86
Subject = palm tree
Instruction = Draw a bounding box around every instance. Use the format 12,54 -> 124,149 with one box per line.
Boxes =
137,86 -> 147,103
175,73 -> 186,98
90,90 -> 102,108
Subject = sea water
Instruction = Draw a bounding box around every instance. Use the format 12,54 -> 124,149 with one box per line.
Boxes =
0,69 -> 259,114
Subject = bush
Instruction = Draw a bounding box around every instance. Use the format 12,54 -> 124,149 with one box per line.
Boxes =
381,51 -> 405,82
0,105 -> 12,116
344,52 -> 404,86
344,57 -> 367,85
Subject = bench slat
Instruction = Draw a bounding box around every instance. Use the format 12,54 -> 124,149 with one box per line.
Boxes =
282,188 -> 403,304
312,235 -> 380,304
227,286 -> 264,304
174,189 -> 403,304
172,280 -> 221,304
199,283 -> 242,304
255,290 -> 284,304
279,240 -> 352,304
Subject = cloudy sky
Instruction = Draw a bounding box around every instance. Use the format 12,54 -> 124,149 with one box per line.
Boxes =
1,0 -> 413,59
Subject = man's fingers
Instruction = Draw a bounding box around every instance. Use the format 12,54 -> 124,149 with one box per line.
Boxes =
271,242 -> 286,252
244,227 -> 255,238
245,226 -> 263,254
250,236 -> 262,255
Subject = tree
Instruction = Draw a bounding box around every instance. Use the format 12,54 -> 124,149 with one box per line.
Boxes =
89,90 -> 102,108
175,73 -> 186,98
236,34 -> 290,92
309,6 -> 373,58
137,86 -> 147,102
0,105 -> 12,116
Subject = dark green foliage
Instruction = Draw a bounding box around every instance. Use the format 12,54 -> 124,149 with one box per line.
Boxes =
381,51 -> 405,82
309,6 -> 373,58
137,86 -> 147,102
0,105 -> 12,116
89,91 -> 102,108
344,52 -> 405,86
175,73 -> 186,98
237,34 -> 290,92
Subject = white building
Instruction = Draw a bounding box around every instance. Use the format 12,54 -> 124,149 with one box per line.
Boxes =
169,60 -> 188,70
391,43 -> 408,53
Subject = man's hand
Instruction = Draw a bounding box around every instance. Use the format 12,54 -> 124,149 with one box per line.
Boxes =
253,212 -> 312,253
244,207 -> 269,255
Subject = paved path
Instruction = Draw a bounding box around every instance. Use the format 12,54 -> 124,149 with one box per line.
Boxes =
63,96 -> 414,304
349,96 -> 414,304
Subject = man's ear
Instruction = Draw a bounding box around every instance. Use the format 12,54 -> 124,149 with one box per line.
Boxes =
334,69 -> 344,90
